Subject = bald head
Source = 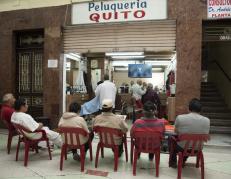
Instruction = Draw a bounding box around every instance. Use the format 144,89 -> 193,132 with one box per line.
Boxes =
2,93 -> 15,107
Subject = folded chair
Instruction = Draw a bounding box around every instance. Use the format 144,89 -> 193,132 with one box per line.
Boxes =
59,127 -> 93,172
13,123 -> 52,167
93,126 -> 128,172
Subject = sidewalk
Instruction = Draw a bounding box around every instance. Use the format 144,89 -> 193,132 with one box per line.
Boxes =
0,129 -> 231,179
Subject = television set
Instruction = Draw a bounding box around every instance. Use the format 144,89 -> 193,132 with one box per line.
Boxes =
128,64 -> 152,78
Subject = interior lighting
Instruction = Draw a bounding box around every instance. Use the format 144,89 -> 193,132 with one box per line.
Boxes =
105,52 -> 144,56
111,55 -> 145,59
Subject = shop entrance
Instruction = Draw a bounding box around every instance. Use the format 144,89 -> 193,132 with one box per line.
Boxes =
62,20 -> 177,120
202,20 -> 231,133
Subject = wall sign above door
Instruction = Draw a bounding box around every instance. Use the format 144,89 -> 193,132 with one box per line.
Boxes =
208,0 -> 231,19
72,0 -> 167,24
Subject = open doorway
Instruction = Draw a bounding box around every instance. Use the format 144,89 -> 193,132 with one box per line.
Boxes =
201,20 -> 231,133
62,51 -> 177,120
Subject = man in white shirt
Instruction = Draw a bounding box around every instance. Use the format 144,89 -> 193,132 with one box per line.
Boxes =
11,98 -> 62,148
131,79 -> 146,108
95,74 -> 117,110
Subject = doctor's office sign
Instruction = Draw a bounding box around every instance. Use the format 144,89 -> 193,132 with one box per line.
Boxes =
72,0 -> 167,24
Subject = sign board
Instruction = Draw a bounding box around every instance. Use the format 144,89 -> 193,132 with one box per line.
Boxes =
72,0 -> 167,24
48,59 -> 58,68
208,0 -> 231,18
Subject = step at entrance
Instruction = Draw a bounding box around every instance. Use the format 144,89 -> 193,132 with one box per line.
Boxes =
201,82 -> 231,134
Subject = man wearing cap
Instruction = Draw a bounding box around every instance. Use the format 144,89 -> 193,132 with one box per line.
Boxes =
95,74 -> 117,110
93,99 -> 128,157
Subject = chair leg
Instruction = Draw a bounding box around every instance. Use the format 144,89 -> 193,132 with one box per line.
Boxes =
124,139 -> 128,162
130,141 -> 134,164
80,146 -> 85,172
201,153 -> 205,179
196,153 -> 200,168
24,142 -> 30,167
7,132 -> 13,154
60,145 -> 65,171
114,146 -> 119,172
177,153 -> 183,179
89,141 -> 93,161
101,146 -> 104,158
155,151 -> 160,177
16,137 -> 21,161
64,145 -> 67,160
46,140 -> 52,160
95,144 -> 101,168
133,149 -> 138,176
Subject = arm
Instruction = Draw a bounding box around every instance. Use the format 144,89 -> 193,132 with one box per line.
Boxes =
174,117 -> 179,134
36,123 -> 43,130
119,120 -> 128,133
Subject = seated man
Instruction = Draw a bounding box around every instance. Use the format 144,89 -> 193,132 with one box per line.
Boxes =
0,93 -> 16,130
169,98 -> 210,168
93,99 -> 128,157
130,101 -> 165,161
11,98 -> 62,148
59,102 -> 93,160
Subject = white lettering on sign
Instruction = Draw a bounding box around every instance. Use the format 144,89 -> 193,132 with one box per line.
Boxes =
72,0 -> 167,24
220,35 -> 231,40
208,0 -> 231,18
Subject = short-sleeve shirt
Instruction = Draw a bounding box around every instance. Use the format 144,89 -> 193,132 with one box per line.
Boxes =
11,112 -> 42,139
131,118 -> 165,135
11,112 -> 39,132
175,112 -> 210,148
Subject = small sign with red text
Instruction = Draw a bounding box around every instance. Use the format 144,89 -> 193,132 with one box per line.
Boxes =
72,0 -> 167,25
208,0 -> 231,18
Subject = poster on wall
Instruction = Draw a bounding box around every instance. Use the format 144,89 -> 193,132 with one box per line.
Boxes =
72,0 -> 167,24
208,0 -> 231,18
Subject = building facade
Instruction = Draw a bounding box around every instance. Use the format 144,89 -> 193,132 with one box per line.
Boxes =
0,0 -> 229,128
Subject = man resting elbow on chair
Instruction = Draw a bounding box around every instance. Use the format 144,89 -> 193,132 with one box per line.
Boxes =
11,98 -> 62,148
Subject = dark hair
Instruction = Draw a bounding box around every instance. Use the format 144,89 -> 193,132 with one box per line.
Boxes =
97,80 -> 104,86
14,98 -> 27,111
101,107 -> 112,112
69,102 -> 81,113
143,101 -> 156,112
189,98 -> 202,113
104,74 -> 109,80
143,101 -> 156,118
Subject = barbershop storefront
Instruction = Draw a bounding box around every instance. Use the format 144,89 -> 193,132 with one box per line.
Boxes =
62,0 -> 177,114
1,0 -> 230,128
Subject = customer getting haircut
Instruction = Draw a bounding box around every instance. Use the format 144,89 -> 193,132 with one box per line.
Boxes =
104,74 -> 109,80
188,98 -> 202,113
69,102 -> 81,113
14,98 -> 27,111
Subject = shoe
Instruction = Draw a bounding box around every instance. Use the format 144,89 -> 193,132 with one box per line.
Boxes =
169,162 -> 177,168
73,153 -> 81,161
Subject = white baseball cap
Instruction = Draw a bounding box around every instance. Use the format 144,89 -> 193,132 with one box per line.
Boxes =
102,99 -> 113,108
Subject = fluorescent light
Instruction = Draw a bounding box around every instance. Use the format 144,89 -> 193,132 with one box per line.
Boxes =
111,55 -> 145,59
69,53 -> 81,59
106,52 -> 144,56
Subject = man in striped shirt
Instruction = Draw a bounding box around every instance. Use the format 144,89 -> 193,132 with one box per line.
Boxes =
130,101 -> 165,160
